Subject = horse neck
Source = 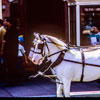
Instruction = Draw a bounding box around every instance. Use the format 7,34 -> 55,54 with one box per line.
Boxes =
47,43 -> 61,63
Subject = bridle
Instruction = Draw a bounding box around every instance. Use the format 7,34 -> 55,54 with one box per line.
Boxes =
31,39 -> 51,62
33,37 -> 69,65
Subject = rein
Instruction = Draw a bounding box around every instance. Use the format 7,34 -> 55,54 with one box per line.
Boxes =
30,46 -> 67,84
37,49 -> 67,84
63,58 -> 100,67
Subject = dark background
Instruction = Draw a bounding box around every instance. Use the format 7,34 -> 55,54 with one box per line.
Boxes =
24,0 -> 66,53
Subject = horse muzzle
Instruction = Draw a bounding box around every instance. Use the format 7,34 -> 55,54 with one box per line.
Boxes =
32,58 -> 43,65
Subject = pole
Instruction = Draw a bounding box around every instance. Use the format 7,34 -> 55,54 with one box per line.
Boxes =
76,5 -> 80,46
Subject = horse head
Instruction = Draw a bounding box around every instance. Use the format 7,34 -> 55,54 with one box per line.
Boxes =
31,32 -> 50,65
32,32 -> 68,64
29,32 -> 69,78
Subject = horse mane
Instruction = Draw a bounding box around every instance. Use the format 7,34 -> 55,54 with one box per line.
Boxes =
40,35 -> 100,59
42,35 -> 78,55
42,35 -> 67,50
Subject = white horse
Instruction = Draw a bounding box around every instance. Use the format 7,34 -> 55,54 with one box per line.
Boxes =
29,33 -> 100,97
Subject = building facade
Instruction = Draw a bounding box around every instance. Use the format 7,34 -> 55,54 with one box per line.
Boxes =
0,0 -> 68,52
2,0 -> 10,18
0,0 -> 100,47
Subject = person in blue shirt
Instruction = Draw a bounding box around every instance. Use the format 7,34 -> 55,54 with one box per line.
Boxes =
18,35 -> 28,64
90,27 -> 100,45
16,35 -> 29,82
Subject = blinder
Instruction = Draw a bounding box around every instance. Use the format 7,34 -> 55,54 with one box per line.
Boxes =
33,40 -> 48,58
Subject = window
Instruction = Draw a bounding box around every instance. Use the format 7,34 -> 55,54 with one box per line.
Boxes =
80,5 -> 100,46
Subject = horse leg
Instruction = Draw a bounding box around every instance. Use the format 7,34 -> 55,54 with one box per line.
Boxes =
63,79 -> 71,97
56,80 -> 63,97
56,83 -> 63,97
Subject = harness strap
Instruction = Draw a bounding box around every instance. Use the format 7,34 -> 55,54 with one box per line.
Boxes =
63,59 -> 100,67
48,49 -> 67,58
51,52 -> 64,68
51,51 -> 65,68
45,42 -> 50,55
80,49 -> 85,82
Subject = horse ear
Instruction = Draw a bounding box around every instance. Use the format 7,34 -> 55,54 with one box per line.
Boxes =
38,34 -> 42,40
34,32 -> 40,39
34,32 -> 38,37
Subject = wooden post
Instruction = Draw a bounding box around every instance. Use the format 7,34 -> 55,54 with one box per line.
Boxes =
0,0 -> 2,19
63,0 -> 69,43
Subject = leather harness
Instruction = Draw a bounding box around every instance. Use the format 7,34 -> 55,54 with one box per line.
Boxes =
49,49 -> 86,82
44,47 -> 100,82
32,41 -> 100,82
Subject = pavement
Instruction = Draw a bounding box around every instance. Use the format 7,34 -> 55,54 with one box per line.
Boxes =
0,77 -> 100,97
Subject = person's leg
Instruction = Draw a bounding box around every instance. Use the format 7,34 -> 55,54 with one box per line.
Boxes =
0,58 -> 8,82
17,57 -> 30,81
0,58 -> 2,81
6,57 -> 18,84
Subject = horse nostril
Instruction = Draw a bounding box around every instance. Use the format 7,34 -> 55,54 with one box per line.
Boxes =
34,60 -> 36,62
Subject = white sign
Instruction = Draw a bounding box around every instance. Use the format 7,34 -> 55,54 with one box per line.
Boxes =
91,37 -> 97,45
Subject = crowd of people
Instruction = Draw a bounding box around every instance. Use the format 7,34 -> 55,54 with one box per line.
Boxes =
0,17 -> 29,85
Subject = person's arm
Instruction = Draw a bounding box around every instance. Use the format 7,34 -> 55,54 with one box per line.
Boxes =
0,28 -> 6,55
20,44 -> 28,64
24,53 -> 28,64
